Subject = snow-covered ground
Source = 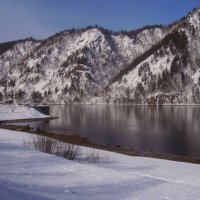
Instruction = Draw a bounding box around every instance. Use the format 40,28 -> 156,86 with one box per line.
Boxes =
0,105 -> 200,199
0,105 -> 49,121
0,129 -> 200,200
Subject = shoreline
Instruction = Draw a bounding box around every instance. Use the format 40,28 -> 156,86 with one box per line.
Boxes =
0,116 -> 57,124
3,103 -> 200,106
0,119 -> 200,165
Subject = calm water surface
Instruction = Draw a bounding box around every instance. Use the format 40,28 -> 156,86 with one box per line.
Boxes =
19,105 -> 200,157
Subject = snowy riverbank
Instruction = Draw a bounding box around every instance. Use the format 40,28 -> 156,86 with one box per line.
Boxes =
0,105 -> 200,199
0,129 -> 200,199
0,105 -> 49,121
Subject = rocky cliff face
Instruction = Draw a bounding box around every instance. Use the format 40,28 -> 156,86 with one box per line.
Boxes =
0,25 -> 166,104
0,8 -> 200,104
109,8 -> 200,104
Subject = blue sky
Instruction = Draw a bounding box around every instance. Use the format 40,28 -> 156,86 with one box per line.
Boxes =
0,0 -> 200,42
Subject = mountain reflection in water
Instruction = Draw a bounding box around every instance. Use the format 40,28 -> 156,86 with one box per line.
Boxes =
16,105 -> 200,158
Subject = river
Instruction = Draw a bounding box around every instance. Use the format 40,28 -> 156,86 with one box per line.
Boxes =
14,105 -> 200,157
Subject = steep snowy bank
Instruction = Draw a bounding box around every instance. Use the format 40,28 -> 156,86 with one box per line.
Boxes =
0,105 -> 49,121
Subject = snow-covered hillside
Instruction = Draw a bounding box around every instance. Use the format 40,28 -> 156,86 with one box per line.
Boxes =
0,39 -> 40,79
109,8 -> 200,104
1,129 -> 200,200
0,8 -> 200,104
0,25 -> 166,104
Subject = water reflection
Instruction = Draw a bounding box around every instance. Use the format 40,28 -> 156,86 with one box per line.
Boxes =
22,105 -> 200,157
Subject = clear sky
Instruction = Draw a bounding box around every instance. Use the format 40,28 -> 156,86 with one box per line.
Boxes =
0,0 -> 200,42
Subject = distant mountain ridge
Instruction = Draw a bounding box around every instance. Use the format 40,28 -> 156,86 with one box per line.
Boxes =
0,7 -> 200,104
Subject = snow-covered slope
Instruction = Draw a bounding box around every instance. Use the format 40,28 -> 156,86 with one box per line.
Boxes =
0,25 -> 166,104
0,105 -> 48,121
0,8 -> 200,104
109,8 -> 200,104
0,39 -> 40,79
0,129 -> 200,200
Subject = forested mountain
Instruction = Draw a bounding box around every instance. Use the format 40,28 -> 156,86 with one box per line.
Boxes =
0,8 -> 199,104
109,8 -> 200,104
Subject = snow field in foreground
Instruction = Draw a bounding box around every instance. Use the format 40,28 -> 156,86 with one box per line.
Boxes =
0,129 -> 200,200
